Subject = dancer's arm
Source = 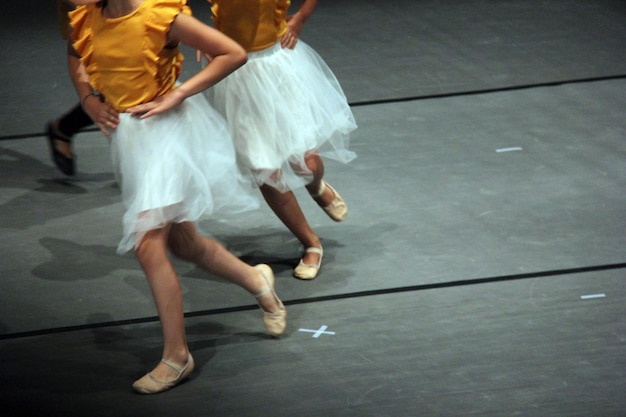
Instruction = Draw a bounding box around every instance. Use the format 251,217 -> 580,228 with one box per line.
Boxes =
67,47 -> 120,135
127,13 -> 247,119
281,0 -> 318,49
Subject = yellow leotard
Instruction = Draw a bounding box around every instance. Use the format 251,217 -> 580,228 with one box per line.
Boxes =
70,0 -> 191,112
209,0 -> 290,52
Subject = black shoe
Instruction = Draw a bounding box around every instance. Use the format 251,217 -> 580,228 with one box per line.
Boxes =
46,122 -> 75,176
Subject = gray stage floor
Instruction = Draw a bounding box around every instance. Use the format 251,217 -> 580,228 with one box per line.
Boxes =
1,1 -> 625,416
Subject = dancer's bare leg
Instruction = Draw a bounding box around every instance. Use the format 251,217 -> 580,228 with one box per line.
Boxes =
167,222 -> 281,313
134,225 -> 190,382
303,152 -> 324,196
304,152 -> 337,208
260,184 -> 322,266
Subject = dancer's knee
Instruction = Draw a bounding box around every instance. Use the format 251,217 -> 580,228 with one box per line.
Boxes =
134,228 -> 169,266
167,222 -> 203,262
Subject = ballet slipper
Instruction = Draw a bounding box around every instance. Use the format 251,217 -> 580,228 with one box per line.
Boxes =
46,121 -> 75,176
293,247 -> 323,280
311,181 -> 347,222
132,354 -> 195,395
254,264 -> 287,337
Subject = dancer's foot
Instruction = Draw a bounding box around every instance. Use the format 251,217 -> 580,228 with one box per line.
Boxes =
254,264 -> 287,336
132,354 -> 194,394
301,242 -> 322,265
46,120 -> 75,175
293,247 -> 323,280
310,181 -> 347,222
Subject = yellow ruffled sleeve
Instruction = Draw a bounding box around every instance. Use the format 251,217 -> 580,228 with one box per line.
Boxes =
144,0 -> 192,87
275,0 -> 290,30
69,5 -> 99,89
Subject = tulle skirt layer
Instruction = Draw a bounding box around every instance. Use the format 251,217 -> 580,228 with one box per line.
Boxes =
110,93 -> 258,254
207,41 -> 357,192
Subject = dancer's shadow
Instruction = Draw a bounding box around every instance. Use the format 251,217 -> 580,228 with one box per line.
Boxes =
0,310 -> 289,398
32,237 -> 136,282
0,147 -> 118,230
184,226 -> 343,279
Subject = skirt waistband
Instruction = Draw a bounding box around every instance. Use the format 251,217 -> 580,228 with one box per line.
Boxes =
247,41 -> 283,60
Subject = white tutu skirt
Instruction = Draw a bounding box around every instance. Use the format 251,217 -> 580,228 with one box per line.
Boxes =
207,41 -> 357,192
110,93 -> 258,254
